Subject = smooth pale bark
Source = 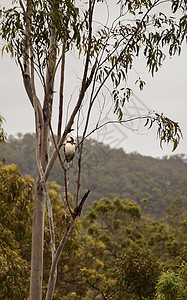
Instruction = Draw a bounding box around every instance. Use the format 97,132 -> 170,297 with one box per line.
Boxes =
29,1 -> 56,296
30,115 -> 51,300
45,218 -> 76,300
30,179 -> 46,300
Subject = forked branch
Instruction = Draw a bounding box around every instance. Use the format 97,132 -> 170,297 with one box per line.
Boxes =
45,190 -> 90,300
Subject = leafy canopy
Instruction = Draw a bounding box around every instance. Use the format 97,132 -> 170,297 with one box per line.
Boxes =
0,0 -> 185,150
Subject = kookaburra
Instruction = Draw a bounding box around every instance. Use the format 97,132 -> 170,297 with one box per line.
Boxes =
64,137 -> 75,163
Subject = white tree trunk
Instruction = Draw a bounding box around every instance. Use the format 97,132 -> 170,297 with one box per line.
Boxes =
30,180 -> 46,300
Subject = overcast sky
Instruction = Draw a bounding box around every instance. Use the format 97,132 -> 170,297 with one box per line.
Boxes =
0,1 -> 187,158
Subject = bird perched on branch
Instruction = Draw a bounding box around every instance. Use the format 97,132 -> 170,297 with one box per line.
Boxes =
64,137 -> 75,163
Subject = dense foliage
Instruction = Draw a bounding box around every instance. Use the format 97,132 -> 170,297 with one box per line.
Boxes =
0,162 -> 186,299
0,163 -> 33,299
0,133 -> 187,218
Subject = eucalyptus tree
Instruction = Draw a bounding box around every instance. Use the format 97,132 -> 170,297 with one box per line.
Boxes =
0,0 -> 185,299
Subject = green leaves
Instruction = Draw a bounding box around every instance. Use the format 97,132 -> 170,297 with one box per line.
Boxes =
0,163 -> 33,299
144,113 -> 183,152
0,163 -> 34,244
1,0 -> 186,133
113,87 -> 133,121
0,0 -> 83,69
155,113 -> 183,152
135,77 -> 146,90
0,224 -> 30,300
156,265 -> 187,300
172,0 -> 187,13
116,249 -> 160,299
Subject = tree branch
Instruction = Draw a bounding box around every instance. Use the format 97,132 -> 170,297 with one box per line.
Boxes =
90,0 -> 160,108
57,41 -> 66,142
45,184 -> 56,261
45,189 -> 90,300
73,190 -> 90,217
21,0 -> 43,123
45,217 -> 76,300
44,0 -> 95,181
80,115 -> 153,143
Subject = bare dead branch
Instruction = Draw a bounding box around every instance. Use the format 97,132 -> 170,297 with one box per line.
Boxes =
73,190 -> 90,217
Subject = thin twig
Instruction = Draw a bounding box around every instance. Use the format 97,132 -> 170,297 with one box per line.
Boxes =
86,115 -> 153,139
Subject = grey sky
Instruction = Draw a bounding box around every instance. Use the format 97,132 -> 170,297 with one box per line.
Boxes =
1,49 -> 186,158
0,1 -> 187,158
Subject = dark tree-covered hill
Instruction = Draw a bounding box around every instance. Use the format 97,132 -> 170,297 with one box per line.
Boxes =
0,133 -> 187,217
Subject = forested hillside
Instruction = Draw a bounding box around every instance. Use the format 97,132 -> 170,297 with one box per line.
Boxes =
0,163 -> 187,299
0,133 -> 187,217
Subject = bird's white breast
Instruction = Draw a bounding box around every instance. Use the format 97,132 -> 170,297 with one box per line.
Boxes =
65,143 -> 75,155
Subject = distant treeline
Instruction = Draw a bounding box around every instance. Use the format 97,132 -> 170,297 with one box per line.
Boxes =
0,133 -> 187,217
